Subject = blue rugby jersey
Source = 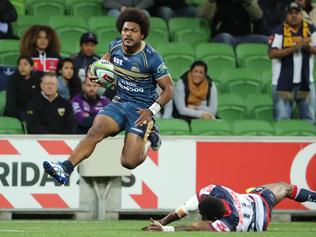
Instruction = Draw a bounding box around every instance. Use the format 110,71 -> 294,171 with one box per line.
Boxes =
108,38 -> 170,108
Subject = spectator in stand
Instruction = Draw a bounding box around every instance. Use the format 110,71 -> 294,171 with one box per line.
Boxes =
71,71 -> 110,134
0,0 -> 18,39
26,72 -> 76,134
150,0 -> 197,20
71,32 -> 100,82
4,56 -> 42,121
103,0 -> 154,17
56,58 -> 82,101
269,2 -> 316,122
173,60 -> 218,122
20,25 -> 61,72
199,0 -> 268,47
258,0 -> 292,35
295,0 -> 316,25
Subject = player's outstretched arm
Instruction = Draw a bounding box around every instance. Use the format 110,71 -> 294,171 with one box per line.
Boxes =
142,211 -> 180,231
146,219 -> 213,232
159,211 -> 180,225
143,194 -> 200,231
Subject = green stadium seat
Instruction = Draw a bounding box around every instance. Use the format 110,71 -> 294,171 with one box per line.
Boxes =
156,119 -> 191,135
0,39 -> 20,52
25,0 -> 64,7
0,90 -> 6,116
58,30 -> 84,54
147,17 -> 169,46
11,0 -> 25,15
232,119 -> 274,136
195,43 -> 235,61
156,43 -> 195,73
88,16 -> 117,32
49,16 -> 88,30
68,2 -> 105,16
95,29 -> 120,55
65,0 -> 103,8
11,0 -> 24,4
15,15 -> 50,37
220,68 -> 263,99
186,0 -> 205,5
195,43 -> 236,82
88,16 -> 118,54
167,60 -> 190,82
314,58 -> 316,79
0,52 -> 20,66
0,40 -> 20,66
0,116 -> 24,134
49,16 -> 89,53
235,43 -> 269,67
27,2 -> 66,16
190,119 -> 232,136
217,93 -> 247,121
244,57 -> 271,74
261,69 -> 272,94
246,94 -> 273,121
169,17 -> 210,44
146,32 -> 169,48
150,17 -> 168,30
274,120 -> 316,136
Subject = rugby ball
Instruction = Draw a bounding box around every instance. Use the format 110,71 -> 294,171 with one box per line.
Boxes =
90,59 -> 116,82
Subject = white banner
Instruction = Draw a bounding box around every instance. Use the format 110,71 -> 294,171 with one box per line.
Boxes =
0,138 -> 79,209
121,139 -> 196,209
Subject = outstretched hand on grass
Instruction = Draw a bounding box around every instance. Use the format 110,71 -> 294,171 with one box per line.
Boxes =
142,218 -> 163,231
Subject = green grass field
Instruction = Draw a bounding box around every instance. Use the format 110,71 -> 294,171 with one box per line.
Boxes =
0,220 -> 316,237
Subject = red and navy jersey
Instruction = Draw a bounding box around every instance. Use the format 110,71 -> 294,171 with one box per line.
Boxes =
176,184 -> 272,232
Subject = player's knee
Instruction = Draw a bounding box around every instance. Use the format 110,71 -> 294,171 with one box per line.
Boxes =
121,157 -> 138,170
86,125 -> 104,141
280,182 -> 292,193
278,181 -> 291,189
275,181 -> 292,196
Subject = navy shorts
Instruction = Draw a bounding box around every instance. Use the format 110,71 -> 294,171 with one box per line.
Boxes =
98,101 -> 154,140
250,186 -> 277,211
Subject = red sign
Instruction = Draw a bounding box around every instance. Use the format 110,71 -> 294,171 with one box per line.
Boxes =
196,142 -> 316,210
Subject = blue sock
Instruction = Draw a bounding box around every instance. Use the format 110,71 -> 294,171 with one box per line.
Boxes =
291,185 -> 316,202
62,160 -> 74,174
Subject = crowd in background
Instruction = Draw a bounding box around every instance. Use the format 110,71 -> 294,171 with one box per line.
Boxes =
1,0 -> 316,134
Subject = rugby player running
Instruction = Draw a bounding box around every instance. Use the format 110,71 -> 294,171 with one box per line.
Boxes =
43,8 -> 174,185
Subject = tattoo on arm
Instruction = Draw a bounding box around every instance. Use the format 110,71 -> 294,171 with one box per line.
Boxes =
160,212 -> 179,225
174,221 -> 213,232
174,225 -> 197,231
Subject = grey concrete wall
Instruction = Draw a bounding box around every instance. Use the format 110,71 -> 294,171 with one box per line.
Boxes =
76,176 -> 122,220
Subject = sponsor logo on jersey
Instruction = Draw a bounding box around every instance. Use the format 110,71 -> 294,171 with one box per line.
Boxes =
157,62 -> 167,74
113,57 -> 123,66
131,66 -> 140,72
118,80 -> 144,93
